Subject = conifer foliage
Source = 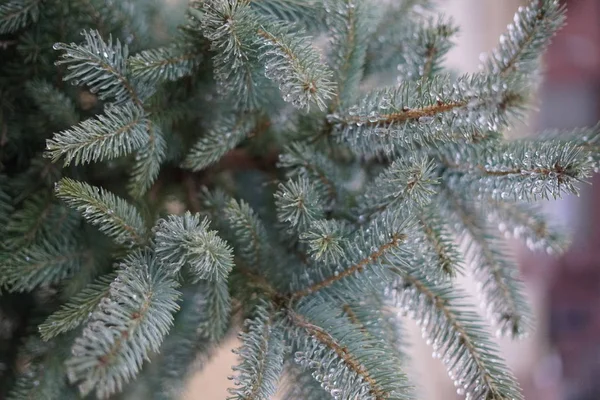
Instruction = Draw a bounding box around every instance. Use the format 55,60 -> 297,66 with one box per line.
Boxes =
0,0 -> 595,399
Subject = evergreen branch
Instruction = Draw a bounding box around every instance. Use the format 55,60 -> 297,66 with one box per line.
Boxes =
257,23 -> 335,111
148,287 -> 218,400
3,238 -> 89,292
66,250 -> 180,398
326,0 -> 368,109
39,273 -> 117,341
55,178 -> 147,246
4,193 -> 79,249
440,189 -> 532,337
181,115 -> 258,172
343,100 -> 465,127
129,46 -> 202,84
228,300 -> 285,400
70,0 -> 142,41
300,219 -> 349,266
0,0 -> 591,398
0,180 -> 13,230
128,123 -> 167,198
364,0 -> 434,77
9,157 -> 63,203
197,280 -> 232,341
483,0 -> 566,77
291,236 -> 403,299
289,298 -> 412,400
389,268 -> 523,400
59,235 -> 112,301
46,103 -> 150,166
0,0 -> 42,34
371,0 -> 433,38
484,199 -> 568,255
198,186 -> 233,229
358,157 -> 437,218
441,141 -> 593,201
236,265 -> 282,301
416,206 -> 463,278
25,80 -> 79,128
224,198 -> 271,269
330,74 -> 517,156
291,214 -> 411,300
398,16 -> 458,81
250,0 -> 321,27
153,211 -> 234,281
54,30 -> 141,106
274,177 -> 326,236
197,0 -> 263,109
6,335 -> 74,400
537,122 -> 600,172
340,297 -> 409,363
279,142 -> 343,202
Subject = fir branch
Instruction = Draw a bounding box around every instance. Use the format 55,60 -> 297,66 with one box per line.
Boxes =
250,0 -> 321,27
46,103 -> 150,166
291,214 -> 411,300
364,0 -> 434,77
55,178 -> 147,246
483,0 -> 566,77
228,300 -> 285,400
6,335 -> 74,400
153,211 -> 235,281
1,0 -> 594,398
289,298 -> 412,400
0,0 -> 42,34
128,123 -> 166,198
129,46 -> 202,84
440,188 -> 533,337
10,157 -> 63,202
66,250 -> 180,398
389,268 -> 523,400
274,177 -> 326,236
224,198 -> 271,269
358,157 -> 437,218
148,287 -> 218,400
3,237 -> 89,292
198,186 -> 233,229
54,30 -> 142,106
257,23 -> 335,111
397,16 -> 458,81
416,206 -> 463,278
537,122 -> 600,172
483,199 -> 568,255
181,115 -> 258,172
279,142 -> 343,202
300,219 -> 348,266
330,74 -> 517,157
0,180 -> 13,230
340,297 -> 409,363
441,141 -> 593,201
197,0 -> 263,109
4,193 -> 78,249
25,79 -> 79,128
39,273 -> 117,341
326,0 -> 368,109
197,280 -> 232,341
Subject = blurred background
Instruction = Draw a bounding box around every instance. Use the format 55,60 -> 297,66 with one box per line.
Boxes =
183,0 -> 600,399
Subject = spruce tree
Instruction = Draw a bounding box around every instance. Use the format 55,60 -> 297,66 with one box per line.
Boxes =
0,0 -> 595,399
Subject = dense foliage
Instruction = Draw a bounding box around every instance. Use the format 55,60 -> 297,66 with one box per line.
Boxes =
0,0 -> 597,399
